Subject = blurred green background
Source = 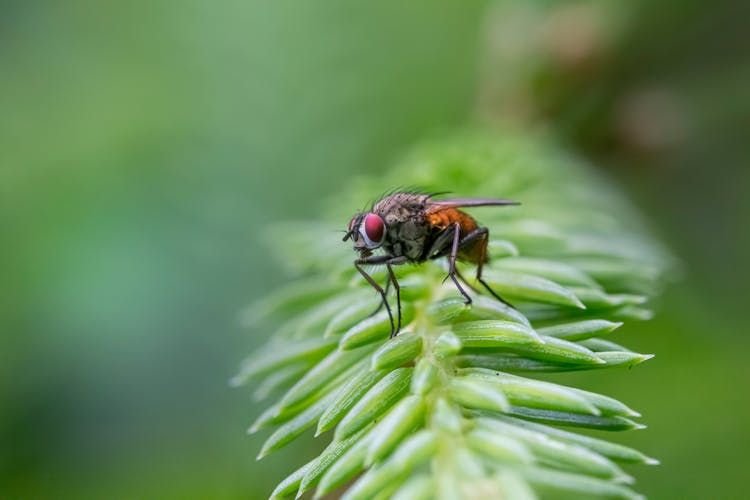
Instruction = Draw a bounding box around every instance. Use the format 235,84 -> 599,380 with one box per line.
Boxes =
1,1 -> 748,498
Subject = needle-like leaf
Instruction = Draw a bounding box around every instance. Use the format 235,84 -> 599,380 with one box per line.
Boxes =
448,376 -> 511,413
537,319 -> 623,341
316,368 -> 387,435
366,395 -> 426,464
236,133 -> 672,499
335,367 -> 413,440
460,368 -> 601,415
481,270 -> 586,309
371,333 -> 423,370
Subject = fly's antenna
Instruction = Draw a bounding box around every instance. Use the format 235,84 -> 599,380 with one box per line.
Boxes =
344,213 -> 365,241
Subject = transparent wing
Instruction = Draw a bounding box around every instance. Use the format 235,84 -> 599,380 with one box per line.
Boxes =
426,197 -> 520,212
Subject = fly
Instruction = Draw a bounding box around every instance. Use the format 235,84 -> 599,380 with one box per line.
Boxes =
343,191 -> 520,338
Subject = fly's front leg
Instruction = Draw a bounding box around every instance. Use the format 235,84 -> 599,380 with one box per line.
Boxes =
354,255 -> 407,337
367,278 -> 390,318
354,257 -> 395,337
385,256 -> 407,337
458,226 -> 516,310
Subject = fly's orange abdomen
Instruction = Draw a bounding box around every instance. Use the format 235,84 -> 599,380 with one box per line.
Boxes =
425,208 -> 476,232
426,209 -> 485,264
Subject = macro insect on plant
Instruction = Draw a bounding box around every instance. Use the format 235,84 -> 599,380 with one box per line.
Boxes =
238,135 -> 670,499
344,192 -> 520,337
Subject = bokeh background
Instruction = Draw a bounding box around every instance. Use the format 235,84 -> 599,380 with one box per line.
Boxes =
1,0 -> 748,498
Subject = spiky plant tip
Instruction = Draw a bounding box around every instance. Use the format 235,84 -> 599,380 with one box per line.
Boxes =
236,133 -> 672,499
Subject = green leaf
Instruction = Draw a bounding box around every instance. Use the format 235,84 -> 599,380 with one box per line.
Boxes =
426,298 -> 470,325
279,345 -> 373,410
250,360 -> 366,433
565,386 -> 640,417
537,320 -> 623,341
494,470 -> 538,500
342,431 -> 437,500
316,368 -> 387,435
493,257 -> 601,288
242,278 -> 340,324
315,429 -> 372,497
366,395 -> 427,465
448,376 -> 510,413
612,306 -> 654,321
476,417 -> 630,481
595,351 -> 654,368
491,415 -> 659,465
481,269 -> 586,309
521,467 -> 643,499
231,336 -> 339,387
428,295 -> 530,326
456,351 -> 652,372
434,331 -> 463,357
451,320 -> 542,348
410,358 -> 438,395
325,300 -> 383,337
339,305 -> 416,350
251,362 -> 310,402
338,311 -> 394,350
371,333 -> 423,370
335,367 -> 413,440
369,480 -> 407,500
395,275 -> 432,301
248,405 -> 281,434
469,295 -> 533,326
568,287 -> 647,310
297,427 -> 369,497
269,460 -> 315,500
581,338 -> 633,353
460,368 -> 601,415
391,475 -> 434,500
507,335 -> 606,365
242,132 -> 671,499
501,220 -> 568,255
466,429 -> 534,464
435,470 -> 462,500
507,407 -> 645,431
257,390 -> 337,459
431,397 -> 463,434
488,239 -> 520,258
450,447 -> 486,478
291,293 -> 368,339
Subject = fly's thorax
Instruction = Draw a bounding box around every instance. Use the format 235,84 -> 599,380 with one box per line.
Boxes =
382,219 -> 429,261
374,193 -> 430,225
393,217 -> 427,239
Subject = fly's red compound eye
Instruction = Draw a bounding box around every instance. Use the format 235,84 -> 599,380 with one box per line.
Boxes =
359,213 -> 385,248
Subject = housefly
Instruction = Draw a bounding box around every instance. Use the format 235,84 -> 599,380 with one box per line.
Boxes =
343,191 -> 520,338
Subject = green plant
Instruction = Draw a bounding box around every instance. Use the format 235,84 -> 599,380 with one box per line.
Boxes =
234,131 -> 672,499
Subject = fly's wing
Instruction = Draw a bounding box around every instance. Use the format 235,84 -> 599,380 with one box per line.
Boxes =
426,197 -> 520,212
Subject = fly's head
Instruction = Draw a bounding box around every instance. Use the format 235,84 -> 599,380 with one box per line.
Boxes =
343,212 -> 387,257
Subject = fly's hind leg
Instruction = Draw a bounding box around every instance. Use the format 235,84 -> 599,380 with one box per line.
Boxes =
447,223 -> 473,305
454,268 -> 481,295
458,227 -> 517,310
